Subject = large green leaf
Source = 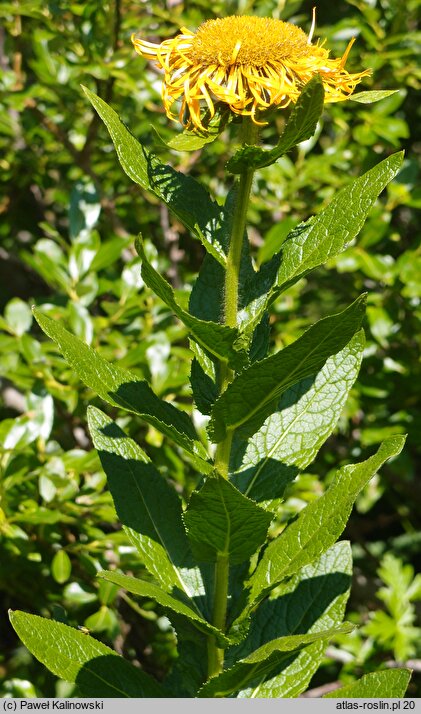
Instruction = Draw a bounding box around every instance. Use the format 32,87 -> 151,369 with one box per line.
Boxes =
136,237 -> 248,369
231,330 -> 365,504
324,669 -> 411,698
275,153 -> 403,290
231,542 -> 352,698
241,152 -> 403,335
227,76 -> 324,174
87,407 -> 207,611
98,571 -> 229,646
183,476 -> 272,565
247,435 -> 406,608
9,611 -> 164,697
237,644 -> 320,698
198,623 -> 354,697
209,295 -> 366,443
34,309 -> 211,473
82,86 -> 226,266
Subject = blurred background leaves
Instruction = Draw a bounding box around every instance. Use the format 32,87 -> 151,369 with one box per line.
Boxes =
0,0 -> 420,697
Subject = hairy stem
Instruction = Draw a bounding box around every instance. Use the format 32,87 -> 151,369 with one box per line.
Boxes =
224,120 -> 258,328
207,119 -> 258,680
207,554 -> 230,678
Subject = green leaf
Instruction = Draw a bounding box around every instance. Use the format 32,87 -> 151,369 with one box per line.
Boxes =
165,113 -> 223,151
166,132 -> 217,151
9,611 -> 164,697
198,623 -> 354,697
227,76 -> 324,174
87,407 -> 205,601
51,550 -> 72,584
183,476 -> 272,565
98,571 -> 229,646
189,341 -> 218,416
90,236 -> 131,272
34,309 -> 211,473
350,90 -> 400,104
231,331 -> 365,503
82,86 -> 227,266
324,669 -> 411,698
238,646 -> 320,699
377,553 -> 421,604
189,253 -> 225,324
275,152 -> 404,291
84,606 -> 117,634
231,542 -> 352,698
4,298 -> 33,336
242,152 -> 404,335
209,295 -> 366,443
363,553 -> 421,661
247,435 -> 406,608
164,626 -> 209,696
0,391 -> 54,451
88,407 -> 212,615
230,542 -> 352,652
136,237 -> 248,370
22,239 -> 69,294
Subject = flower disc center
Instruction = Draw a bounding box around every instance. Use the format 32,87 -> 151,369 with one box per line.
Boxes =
189,16 -> 312,67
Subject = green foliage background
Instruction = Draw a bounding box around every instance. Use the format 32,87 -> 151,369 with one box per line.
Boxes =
0,0 -> 420,698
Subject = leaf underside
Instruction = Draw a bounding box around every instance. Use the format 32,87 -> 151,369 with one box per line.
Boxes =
209,294 -> 367,442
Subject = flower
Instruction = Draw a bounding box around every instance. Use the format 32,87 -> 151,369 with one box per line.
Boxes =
132,15 -> 370,131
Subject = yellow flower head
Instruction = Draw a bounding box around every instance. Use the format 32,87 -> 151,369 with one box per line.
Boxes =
132,15 -> 370,131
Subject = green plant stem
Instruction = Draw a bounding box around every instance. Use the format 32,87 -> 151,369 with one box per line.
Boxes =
213,119 -> 258,477
207,554 -> 229,678
208,118 -> 258,680
224,120 -> 258,329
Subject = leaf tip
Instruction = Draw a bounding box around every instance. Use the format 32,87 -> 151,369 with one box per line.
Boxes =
81,84 -> 92,99
390,432 -> 407,452
341,621 -> 357,634
8,609 -> 20,626
354,292 -> 368,311
86,405 -> 101,423
376,433 -> 406,463
134,234 -> 144,257
81,85 -> 99,110
32,306 -> 45,326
